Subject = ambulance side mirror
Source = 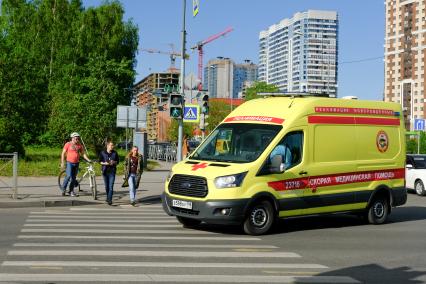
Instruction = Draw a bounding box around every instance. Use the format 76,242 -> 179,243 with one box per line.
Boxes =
270,155 -> 285,174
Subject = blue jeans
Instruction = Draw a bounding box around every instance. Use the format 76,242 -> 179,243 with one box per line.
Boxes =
102,173 -> 115,203
128,173 -> 137,202
62,162 -> 79,193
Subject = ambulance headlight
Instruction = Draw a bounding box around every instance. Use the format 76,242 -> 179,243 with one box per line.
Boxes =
214,172 -> 247,188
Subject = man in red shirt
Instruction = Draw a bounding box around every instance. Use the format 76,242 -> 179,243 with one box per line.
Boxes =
60,132 -> 91,197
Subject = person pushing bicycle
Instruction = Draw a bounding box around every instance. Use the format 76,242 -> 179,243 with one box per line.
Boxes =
60,132 -> 91,197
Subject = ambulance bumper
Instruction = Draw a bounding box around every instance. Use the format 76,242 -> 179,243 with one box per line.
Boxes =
162,192 -> 249,225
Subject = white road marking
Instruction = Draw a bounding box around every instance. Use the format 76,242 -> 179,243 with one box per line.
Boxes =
21,228 -> 217,234
29,212 -> 168,216
69,208 -> 164,212
0,273 -> 361,283
18,235 -> 261,241
13,243 -> 277,249
8,250 -> 300,258
26,219 -> 177,223
27,215 -> 173,219
2,261 -> 326,269
24,223 -> 182,228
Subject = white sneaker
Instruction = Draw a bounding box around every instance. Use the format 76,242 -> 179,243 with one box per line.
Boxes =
70,192 -> 78,197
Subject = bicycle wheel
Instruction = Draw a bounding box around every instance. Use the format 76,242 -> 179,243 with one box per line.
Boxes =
90,175 -> 97,200
58,170 -> 81,192
58,170 -> 66,191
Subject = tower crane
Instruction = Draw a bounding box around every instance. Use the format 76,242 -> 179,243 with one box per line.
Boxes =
191,26 -> 233,90
140,48 -> 185,70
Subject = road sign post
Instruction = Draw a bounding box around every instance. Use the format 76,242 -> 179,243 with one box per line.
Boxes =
183,104 -> 200,123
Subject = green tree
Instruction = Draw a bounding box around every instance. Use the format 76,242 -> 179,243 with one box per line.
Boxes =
0,0 -> 51,154
0,0 -> 138,154
407,131 -> 426,154
244,81 -> 279,101
167,100 -> 233,141
204,100 -> 233,133
49,55 -> 135,152
167,120 -> 193,142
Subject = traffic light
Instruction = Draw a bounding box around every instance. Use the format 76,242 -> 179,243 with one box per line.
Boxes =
201,94 -> 209,115
199,94 -> 209,130
169,93 -> 183,119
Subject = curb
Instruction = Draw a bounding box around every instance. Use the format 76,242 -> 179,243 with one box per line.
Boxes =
0,194 -> 163,209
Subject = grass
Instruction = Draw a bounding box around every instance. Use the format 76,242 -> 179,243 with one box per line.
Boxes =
0,146 -> 160,176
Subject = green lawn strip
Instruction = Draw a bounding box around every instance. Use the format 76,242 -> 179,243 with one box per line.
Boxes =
0,146 -> 160,177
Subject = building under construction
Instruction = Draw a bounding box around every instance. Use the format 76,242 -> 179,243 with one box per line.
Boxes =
133,71 -> 180,142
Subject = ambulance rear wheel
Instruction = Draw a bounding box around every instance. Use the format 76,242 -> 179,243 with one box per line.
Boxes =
176,216 -> 201,228
243,200 -> 274,235
415,180 -> 426,196
367,196 -> 389,224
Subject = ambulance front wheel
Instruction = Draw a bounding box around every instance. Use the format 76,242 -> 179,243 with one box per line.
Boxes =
367,196 -> 389,224
176,216 -> 201,228
243,200 -> 275,235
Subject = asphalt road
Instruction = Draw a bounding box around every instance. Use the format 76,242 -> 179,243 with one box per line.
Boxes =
0,193 -> 425,283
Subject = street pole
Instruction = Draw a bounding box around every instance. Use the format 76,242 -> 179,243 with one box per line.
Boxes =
177,0 -> 186,162
418,132 -> 420,154
229,62 -> 233,111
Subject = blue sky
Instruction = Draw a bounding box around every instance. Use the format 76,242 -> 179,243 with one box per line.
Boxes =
83,0 -> 385,100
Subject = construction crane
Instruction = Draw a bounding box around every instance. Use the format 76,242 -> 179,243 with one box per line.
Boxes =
140,48 -> 183,70
191,26 -> 234,90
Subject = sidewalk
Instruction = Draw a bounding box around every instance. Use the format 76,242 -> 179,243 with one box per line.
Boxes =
0,161 -> 173,208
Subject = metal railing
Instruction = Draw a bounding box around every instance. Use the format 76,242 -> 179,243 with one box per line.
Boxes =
0,152 -> 18,199
148,144 -> 177,162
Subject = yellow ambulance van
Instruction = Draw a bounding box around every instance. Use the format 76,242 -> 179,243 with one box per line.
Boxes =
162,94 -> 407,235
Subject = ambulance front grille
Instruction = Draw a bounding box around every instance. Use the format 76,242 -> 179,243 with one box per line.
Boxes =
169,174 -> 208,198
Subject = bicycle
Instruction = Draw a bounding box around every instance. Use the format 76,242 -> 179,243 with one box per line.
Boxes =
58,161 -> 97,200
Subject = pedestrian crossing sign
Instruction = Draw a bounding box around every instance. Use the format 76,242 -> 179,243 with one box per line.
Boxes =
183,104 -> 200,123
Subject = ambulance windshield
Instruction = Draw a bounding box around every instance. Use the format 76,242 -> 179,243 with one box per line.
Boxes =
190,123 -> 282,163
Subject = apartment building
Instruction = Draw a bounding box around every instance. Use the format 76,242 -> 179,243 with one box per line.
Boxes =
234,60 -> 258,98
204,57 -> 258,98
203,57 -> 233,99
258,10 -> 338,96
384,0 -> 426,130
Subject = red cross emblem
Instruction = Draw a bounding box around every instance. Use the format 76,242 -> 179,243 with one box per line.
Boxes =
191,162 -> 208,171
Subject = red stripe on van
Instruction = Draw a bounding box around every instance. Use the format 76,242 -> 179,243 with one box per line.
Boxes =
268,168 -> 405,191
308,116 -> 400,126
354,117 -> 400,125
224,116 -> 284,124
308,116 -> 355,124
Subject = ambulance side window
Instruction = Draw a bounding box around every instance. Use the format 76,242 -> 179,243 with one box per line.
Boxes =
264,131 -> 303,173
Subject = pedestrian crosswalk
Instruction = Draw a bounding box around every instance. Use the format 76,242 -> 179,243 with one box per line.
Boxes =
0,205 -> 360,283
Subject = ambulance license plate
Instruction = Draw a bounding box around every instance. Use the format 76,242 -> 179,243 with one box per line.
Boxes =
172,199 -> 192,210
